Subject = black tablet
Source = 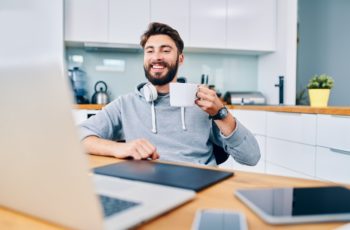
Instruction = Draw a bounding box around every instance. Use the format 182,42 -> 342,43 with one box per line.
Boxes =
235,186 -> 350,224
94,160 -> 233,192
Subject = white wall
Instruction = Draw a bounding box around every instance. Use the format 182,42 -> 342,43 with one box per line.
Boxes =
257,0 -> 298,105
0,0 -> 64,66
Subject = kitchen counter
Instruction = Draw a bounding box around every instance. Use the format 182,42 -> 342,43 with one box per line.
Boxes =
227,105 -> 350,116
74,104 -> 350,116
73,104 -> 104,110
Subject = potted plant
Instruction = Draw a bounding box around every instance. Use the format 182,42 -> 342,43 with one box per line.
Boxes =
307,74 -> 334,107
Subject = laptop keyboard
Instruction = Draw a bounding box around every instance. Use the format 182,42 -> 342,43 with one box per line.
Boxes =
99,195 -> 140,218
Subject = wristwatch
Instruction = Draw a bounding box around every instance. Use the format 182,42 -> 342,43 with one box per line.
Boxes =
209,106 -> 229,120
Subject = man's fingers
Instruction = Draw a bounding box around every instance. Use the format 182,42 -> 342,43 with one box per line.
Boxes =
196,89 -> 216,102
133,139 -> 157,159
131,152 -> 142,160
149,152 -> 159,160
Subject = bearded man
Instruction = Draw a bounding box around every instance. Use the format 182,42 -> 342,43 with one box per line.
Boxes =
80,22 -> 260,166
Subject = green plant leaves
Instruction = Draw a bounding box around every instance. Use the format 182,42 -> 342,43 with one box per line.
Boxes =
307,74 -> 334,89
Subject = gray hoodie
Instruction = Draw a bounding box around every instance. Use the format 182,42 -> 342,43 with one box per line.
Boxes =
79,83 -> 260,166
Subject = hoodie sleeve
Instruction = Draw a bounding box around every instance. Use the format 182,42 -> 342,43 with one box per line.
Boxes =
210,118 -> 261,166
78,100 -> 124,141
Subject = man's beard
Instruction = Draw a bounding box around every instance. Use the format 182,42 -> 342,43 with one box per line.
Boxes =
144,58 -> 179,86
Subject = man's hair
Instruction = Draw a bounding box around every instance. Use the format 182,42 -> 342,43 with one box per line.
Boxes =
140,22 -> 184,54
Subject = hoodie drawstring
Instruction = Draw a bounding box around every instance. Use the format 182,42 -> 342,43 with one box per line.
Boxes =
181,107 -> 186,130
150,103 -> 186,133
151,101 -> 157,133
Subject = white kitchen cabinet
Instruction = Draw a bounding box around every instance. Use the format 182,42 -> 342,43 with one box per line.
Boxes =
315,114 -> 350,184
227,0 -> 276,51
264,111 -> 317,180
109,0 -> 150,45
64,0 -> 108,42
317,114 -> 350,152
231,109 -> 318,179
266,112 -> 317,145
189,0 -> 226,48
315,146 -> 350,185
230,110 -> 266,135
151,0 -> 190,45
232,109 -> 350,183
266,138 -> 316,177
64,0 -> 277,53
265,162 -> 315,180
72,109 -> 100,125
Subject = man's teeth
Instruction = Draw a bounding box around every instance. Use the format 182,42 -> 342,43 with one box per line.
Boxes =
152,65 -> 164,69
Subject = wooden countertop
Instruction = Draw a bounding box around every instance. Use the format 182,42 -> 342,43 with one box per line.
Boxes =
74,104 -> 350,116
227,105 -> 350,116
1,155 -> 348,230
73,104 -> 105,110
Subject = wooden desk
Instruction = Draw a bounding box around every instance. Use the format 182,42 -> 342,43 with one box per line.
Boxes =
1,155 -> 348,230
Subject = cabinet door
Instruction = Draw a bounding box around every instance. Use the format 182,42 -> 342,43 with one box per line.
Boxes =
109,0 -> 150,45
190,0 -> 226,48
151,0 -> 190,45
72,109 -> 99,125
265,162 -> 315,180
230,110 -> 266,135
64,0 -> 108,42
266,112 -> 317,145
266,138 -> 316,177
227,0 -> 276,51
317,115 -> 350,152
316,146 -> 350,184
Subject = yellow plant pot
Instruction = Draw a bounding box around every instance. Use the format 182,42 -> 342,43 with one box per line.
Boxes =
308,89 -> 330,107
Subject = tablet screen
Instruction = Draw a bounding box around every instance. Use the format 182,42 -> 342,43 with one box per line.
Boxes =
235,186 -> 350,224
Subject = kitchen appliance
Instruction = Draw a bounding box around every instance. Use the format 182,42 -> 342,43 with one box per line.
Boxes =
68,67 -> 89,104
91,81 -> 110,104
224,91 -> 266,105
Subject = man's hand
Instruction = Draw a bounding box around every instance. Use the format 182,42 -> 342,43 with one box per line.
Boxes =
118,139 -> 159,160
195,85 -> 236,136
82,136 -> 159,160
195,85 -> 223,115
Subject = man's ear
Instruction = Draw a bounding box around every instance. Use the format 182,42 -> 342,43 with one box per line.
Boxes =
178,53 -> 184,65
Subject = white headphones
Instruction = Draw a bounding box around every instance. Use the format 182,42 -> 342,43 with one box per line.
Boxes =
143,83 -> 158,133
143,83 -> 158,102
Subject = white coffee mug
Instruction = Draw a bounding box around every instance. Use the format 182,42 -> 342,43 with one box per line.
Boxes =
169,82 -> 198,107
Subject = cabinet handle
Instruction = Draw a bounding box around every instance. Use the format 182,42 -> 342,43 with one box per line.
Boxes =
272,112 -> 301,116
330,115 -> 350,119
87,113 -> 96,119
329,148 -> 350,156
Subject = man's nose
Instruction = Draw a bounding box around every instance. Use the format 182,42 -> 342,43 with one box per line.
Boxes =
151,51 -> 163,61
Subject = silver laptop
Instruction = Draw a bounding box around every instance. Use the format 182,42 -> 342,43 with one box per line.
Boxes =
0,60 -> 195,230
0,1 -> 194,229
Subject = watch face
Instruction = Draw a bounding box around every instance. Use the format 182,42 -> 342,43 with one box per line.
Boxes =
218,107 -> 228,119
210,107 -> 228,120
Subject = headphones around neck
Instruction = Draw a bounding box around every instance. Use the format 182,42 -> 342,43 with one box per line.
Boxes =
143,83 -> 158,102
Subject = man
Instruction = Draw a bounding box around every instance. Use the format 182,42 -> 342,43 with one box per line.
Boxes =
80,22 -> 260,166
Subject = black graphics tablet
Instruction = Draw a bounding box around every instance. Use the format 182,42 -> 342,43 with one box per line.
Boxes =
235,186 -> 350,224
94,160 -> 233,192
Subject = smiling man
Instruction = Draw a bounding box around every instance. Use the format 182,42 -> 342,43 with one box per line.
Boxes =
143,34 -> 182,87
79,22 -> 260,166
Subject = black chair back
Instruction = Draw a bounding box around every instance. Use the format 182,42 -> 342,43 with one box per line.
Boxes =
213,144 -> 229,165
